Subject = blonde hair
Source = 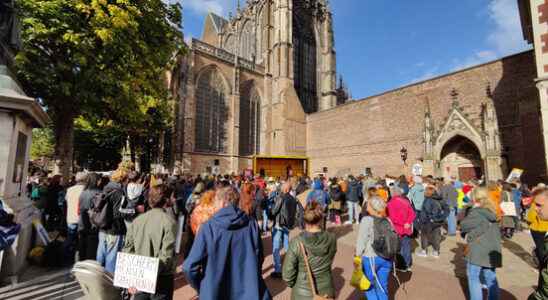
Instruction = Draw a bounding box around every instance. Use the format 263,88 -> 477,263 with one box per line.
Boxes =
111,168 -> 128,183
472,187 -> 497,216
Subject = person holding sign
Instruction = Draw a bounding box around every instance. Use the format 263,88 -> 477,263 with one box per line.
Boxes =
183,186 -> 272,300
122,182 -> 177,300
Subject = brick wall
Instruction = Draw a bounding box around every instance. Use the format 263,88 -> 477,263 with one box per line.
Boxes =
306,50 -> 546,184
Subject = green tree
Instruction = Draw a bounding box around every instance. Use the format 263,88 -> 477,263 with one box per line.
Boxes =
30,127 -> 54,160
15,0 -> 183,179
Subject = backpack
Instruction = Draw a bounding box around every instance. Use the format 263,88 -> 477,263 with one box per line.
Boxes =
279,194 -> 298,230
329,185 -> 342,202
430,200 -> 449,224
372,217 -> 400,260
89,191 -> 115,230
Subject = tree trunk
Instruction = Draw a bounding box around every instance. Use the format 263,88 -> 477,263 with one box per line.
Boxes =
53,113 -> 75,183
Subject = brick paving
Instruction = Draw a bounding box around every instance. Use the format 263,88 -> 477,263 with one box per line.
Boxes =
174,224 -> 538,299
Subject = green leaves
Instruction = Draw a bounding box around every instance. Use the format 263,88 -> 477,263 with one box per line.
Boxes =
15,0 -> 184,170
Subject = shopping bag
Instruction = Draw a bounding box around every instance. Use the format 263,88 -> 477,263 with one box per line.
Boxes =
350,256 -> 370,291
500,202 -> 517,217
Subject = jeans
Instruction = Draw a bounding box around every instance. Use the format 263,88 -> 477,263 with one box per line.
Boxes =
447,207 -> 457,236
362,256 -> 392,300
96,231 -> 124,274
272,227 -> 289,273
400,236 -> 412,268
262,209 -> 269,232
347,201 -> 359,223
64,223 -> 78,262
467,262 -> 499,300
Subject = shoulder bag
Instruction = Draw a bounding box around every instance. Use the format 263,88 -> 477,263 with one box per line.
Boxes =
298,241 -> 333,300
463,222 -> 492,257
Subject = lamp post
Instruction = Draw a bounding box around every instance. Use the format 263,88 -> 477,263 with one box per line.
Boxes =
400,146 -> 408,166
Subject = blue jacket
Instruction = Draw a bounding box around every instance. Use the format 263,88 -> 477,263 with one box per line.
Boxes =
182,205 -> 271,300
408,183 -> 425,211
306,179 -> 330,207
345,180 -> 362,203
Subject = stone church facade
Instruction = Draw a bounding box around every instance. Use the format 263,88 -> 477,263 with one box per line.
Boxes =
171,0 -> 547,184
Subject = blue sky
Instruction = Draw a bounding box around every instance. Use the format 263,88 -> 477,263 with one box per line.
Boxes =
181,0 -> 530,99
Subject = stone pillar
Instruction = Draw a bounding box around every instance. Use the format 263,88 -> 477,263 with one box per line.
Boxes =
484,155 -> 504,182
182,50 -> 196,173
230,65 -> 241,173
319,10 -> 337,111
537,80 -> 548,175
526,0 -> 548,177
0,65 -> 49,283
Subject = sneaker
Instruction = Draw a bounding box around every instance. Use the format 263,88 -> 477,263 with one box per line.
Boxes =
344,221 -> 353,225
416,250 -> 427,257
431,251 -> 440,258
270,272 -> 282,279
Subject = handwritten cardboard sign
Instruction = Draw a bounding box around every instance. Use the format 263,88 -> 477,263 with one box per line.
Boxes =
113,252 -> 159,294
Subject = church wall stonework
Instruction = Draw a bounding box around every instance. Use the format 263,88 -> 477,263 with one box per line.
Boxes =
307,51 -> 547,184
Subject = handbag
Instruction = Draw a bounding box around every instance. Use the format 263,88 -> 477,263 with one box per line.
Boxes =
463,222 -> 492,257
350,256 -> 371,291
298,242 -> 334,300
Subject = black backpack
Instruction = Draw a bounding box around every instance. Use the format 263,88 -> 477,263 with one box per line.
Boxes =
329,185 -> 342,202
430,199 -> 449,224
89,191 -> 115,230
279,194 -> 298,230
372,217 -> 401,260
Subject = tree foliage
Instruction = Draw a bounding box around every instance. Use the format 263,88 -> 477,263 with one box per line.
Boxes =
30,128 -> 54,160
15,0 -> 184,176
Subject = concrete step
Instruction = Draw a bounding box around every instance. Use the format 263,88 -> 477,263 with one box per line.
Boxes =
0,269 -> 83,300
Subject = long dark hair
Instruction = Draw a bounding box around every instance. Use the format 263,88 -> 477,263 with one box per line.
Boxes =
85,173 -> 101,190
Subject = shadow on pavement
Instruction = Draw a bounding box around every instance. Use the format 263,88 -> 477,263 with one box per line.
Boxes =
327,224 -> 354,241
264,275 -> 287,298
450,242 -> 468,297
502,238 -> 537,269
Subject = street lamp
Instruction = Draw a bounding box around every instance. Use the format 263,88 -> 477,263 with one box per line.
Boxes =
400,146 -> 408,165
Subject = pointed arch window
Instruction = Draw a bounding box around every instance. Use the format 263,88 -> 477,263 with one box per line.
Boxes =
195,69 -> 228,153
293,1 -> 318,113
239,83 -> 261,156
240,21 -> 255,61
224,34 -> 236,54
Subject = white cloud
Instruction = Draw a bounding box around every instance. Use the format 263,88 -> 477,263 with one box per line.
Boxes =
182,0 -> 233,16
451,0 -> 530,72
486,0 -> 530,55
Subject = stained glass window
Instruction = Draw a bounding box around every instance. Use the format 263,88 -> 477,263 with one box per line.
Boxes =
293,1 -> 318,113
239,83 -> 261,156
195,69 -> 228,153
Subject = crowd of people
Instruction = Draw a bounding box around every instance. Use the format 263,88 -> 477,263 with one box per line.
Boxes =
19,163 -> 548,300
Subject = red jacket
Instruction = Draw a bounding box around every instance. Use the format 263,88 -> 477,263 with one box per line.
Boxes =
387,196 -> 416,237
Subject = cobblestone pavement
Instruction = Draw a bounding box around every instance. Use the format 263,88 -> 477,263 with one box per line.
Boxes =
174,224 -> 538,300
0,224 -> 537,299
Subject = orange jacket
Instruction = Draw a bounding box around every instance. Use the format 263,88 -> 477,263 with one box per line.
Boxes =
377,188 -> 388,202
488,190 -> 503,219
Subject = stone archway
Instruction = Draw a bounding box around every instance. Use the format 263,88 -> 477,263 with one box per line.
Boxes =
422,91 -> 504,181
439,135 -> 483,181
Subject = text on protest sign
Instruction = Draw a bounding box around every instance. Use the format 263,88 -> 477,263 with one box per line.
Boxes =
113,252 -> 159,294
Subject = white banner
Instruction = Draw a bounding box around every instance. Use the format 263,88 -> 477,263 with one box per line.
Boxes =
114,252 -> 159,294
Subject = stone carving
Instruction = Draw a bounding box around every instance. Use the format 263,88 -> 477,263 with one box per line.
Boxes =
0,0 -> 21,52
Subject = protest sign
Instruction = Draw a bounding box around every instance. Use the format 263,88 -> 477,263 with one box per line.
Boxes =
506,168 -> 524,183
114,252 -> 159,294
412,163 -> 423,176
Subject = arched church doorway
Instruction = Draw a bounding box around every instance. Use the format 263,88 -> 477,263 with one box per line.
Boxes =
440,135 -> 483,182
